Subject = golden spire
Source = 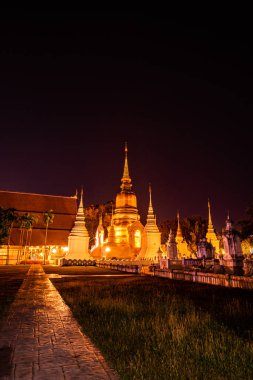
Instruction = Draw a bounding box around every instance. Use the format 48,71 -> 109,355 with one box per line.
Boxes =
207,198 -> 214,232
79,187 -> 84,209
176,210 -> 183,238
121,142 -> 132,191
99,213 -> 103,226
145,183 -> 159,232
148,183 -> 153,211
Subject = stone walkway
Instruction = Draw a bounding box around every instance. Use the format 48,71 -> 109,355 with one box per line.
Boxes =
0,265 -> 119,379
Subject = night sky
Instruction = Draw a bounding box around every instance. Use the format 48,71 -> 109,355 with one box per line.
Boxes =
0,13 -> 252,229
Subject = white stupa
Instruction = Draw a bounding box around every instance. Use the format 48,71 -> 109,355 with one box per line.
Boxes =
66,189 -> 91,260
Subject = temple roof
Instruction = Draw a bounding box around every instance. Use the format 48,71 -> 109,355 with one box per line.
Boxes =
0,190 -> 77,246
0,190 -> 76,214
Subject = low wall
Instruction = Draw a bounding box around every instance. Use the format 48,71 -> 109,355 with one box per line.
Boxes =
59,258 -> 96,266
155,269 -> 253,290
97,261 -> 142,274
0,248 -> 19,265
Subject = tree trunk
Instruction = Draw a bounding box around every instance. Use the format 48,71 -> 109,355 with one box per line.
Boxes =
44,221 -> 49,265
17,228 -> 24,264
7,222 -> 14,265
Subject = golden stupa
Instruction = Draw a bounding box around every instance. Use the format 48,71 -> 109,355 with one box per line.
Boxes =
205,199 -> 220,255
97,143 -> 144,260
175,211 -> 190,258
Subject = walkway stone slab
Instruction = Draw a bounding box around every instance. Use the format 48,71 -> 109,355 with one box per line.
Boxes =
0,265 -> 118,379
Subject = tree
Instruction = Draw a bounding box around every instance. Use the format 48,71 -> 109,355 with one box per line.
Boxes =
0,208 -> 10,245
23,214 -> 38,263
181,215 -> 207,253
5,208 -> 18,265
84,200 -> 115,245
0,208 -> 18,264
237,202 -> 253,240
43,210 -> 54,264
27,214 -> 38,248
17,213 -> 28,264
159,215 -> 208,253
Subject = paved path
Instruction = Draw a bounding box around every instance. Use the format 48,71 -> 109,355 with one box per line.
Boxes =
0,265 -> 118,380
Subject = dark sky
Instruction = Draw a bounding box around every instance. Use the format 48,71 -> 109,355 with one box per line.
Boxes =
0,13 -> 252,229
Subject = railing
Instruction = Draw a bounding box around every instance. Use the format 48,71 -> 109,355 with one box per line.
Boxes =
59,259 -> 96,266
155,269 -> 253,290
97,261 -> 142,274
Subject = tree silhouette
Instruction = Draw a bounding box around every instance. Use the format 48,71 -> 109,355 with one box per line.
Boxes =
0,208 -> 18,264
43,210 -> 54,264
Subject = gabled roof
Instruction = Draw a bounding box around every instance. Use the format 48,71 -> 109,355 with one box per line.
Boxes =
0,190 -> 77,246
0,190 -> 77,215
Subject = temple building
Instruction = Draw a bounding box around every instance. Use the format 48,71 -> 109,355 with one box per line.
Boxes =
205,199 -> 220,256
0,190 -> 77,264
66,189 -> 91,260
175,211 -> 190,258
98,143 -> 144,260
137,185 -> 162,261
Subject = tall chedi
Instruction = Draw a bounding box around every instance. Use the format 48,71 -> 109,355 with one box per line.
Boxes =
138,184 -> 161,261
101,143 -> 143,260
175,211 -> 189,258
113,142 -> 140,231
205,199 -> 220,256
67,189 -> 91,260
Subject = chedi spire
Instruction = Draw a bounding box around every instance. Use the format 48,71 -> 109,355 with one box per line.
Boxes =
67,188 -> 91,260
121,142 -> 132,191
145,184 -> 159,233
69,188 -> 89,238
176,210 -> 183,239
207,198 -> 214,232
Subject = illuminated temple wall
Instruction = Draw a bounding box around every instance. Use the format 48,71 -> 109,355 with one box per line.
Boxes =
0,190 -> 77,264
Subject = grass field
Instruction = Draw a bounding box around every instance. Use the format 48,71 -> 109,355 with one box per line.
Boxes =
0,265 -> 30,327
45,266 -> 253,380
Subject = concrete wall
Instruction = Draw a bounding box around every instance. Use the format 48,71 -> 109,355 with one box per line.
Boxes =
0,247 -> 19,265
97,261 -> 142,274
98,260 -> 253,291
155,269 -> 253,290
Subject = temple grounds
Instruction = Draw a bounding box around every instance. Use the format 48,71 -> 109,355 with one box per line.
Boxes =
45,265 -> 253,380
0,265 -> 253,379
0,265 -> 119,379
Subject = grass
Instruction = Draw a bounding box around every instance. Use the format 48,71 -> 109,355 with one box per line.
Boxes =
0,265 -> 30,327
46,266 -> 253,380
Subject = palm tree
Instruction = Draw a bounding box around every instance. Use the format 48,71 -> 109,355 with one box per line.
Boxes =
43,210 -> 54,264
23,214 -> 38,263
5,208 -> 18,265
17,213 -> 29,264
0,208 -> 18,264
28,214 -> 38,248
